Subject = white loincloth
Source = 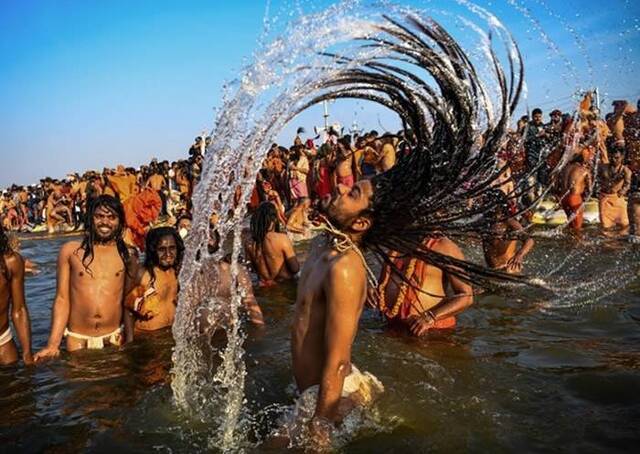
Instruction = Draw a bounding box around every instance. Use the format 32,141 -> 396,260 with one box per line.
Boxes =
64,326 -> 123,349
0,327 -> 13,347
291,364 -> 384,424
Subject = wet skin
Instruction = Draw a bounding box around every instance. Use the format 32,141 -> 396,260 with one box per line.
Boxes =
35,206 -> 135,359
0,251 -> 32,365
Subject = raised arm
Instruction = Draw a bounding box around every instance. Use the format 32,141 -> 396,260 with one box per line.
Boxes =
8,253 -> 32,364
34,243 -> 73,362
505,218 -> 535,273
314,255 -> 365,423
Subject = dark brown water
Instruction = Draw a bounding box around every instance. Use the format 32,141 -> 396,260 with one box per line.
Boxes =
2,234 -> 640,453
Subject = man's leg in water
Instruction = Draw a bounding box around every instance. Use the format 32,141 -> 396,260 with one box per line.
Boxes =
0,339 -> 19,365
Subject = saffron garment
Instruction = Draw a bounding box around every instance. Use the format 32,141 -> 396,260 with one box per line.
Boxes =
123,188 -> 162,250
560,193 -> 585,230
376,238 -> 456,329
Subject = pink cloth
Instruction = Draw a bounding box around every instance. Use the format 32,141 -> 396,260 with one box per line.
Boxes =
289,178 -> 308,199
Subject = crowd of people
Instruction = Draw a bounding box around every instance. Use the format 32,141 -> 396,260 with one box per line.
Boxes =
1,93 -> 639,448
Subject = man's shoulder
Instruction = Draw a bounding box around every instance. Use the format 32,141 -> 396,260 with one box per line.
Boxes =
431,237 -> 464,259
3,250 -> 24,269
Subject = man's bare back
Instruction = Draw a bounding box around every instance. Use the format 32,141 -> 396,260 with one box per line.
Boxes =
562,162 -> 591,196
244,231 -> 299,285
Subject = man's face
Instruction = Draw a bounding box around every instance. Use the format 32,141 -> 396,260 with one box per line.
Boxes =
551,114 -> 561,124
533,113 -> 543,125
321,179 -> 374,231
156,235 -> 178,269
611,151 -> 624,166
92,205 -> 120,242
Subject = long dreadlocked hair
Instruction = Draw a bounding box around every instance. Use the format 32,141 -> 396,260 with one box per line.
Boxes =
144,226 -> 185,287
79,195 -> 130,275
250,202 -> 279,247
294,13 -> 543,289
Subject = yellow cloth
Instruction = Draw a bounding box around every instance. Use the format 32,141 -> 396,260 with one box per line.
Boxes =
64,326 -> 123,349
0,327 -> 12,347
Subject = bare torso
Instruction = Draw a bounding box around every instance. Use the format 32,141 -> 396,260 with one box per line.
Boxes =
244,232 -> 296,283
291,237 -> 365,391
563,164 -> 589,195
483,222 -> 518,270
133,268 -> 178,332
66,241 -> 127,347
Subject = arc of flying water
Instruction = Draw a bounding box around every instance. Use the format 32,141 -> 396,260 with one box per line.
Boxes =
172,2 -> 543,449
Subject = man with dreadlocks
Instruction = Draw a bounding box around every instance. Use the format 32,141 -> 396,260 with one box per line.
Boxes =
125,227 -> 183,331
35,195 -> 136,359
0,224 -> 32,365
244,201 -> 299,287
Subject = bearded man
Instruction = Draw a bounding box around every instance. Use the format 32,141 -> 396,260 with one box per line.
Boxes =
35,196 -> 136,359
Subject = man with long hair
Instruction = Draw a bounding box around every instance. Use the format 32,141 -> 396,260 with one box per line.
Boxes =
0,224 -> 32,365
125,227 -> 184,331
35,195 -> 136,359
287,13 -> 528,446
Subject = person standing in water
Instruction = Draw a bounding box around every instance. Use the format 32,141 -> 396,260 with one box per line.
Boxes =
35,196 -> 136,359
598,146 -> 632,235
0,224 -> 32,365
376,236 -> 473,336
482,190 -> 535,274
558,154 -> 592,232
125,227 -> 183,332
244,202 -> 299,286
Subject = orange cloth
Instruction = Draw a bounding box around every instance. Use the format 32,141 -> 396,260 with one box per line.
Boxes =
123,188 -> 162,250
377,239 -> 456,330
560,193 -> 584,230
108,174 -> 137,202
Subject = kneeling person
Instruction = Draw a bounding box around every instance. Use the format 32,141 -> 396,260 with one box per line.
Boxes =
126,227 -> 183,331
35,196 -> 136,359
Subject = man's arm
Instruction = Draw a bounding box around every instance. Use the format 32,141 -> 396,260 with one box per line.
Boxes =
411,240 -> 473,336
8,253 -> 32,364
122,262 -> 142,343
505,218 -> 535,273
315,255 -> 365,422
282,236 -> 300,275
620,168 -> 632,197
34,243 -> 73,362
238,265 -> 264,325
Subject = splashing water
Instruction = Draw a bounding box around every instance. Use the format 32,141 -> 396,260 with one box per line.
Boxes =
170,0 -> 639,451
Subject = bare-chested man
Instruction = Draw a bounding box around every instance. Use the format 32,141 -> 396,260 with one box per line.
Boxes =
244,202 -> 299,286
558,154 -> 592,231
0,225 -> 32,365
35,196 -> 136,359
125,227 -> 182,332
482,190 -> 535,274
598,146 -> 632,235
289,181 -> 384,445
334,138 -> 355,188
376,236 -> 473,336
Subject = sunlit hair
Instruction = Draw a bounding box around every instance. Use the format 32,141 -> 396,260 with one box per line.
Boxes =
297,14 -> 539,289
79,195 -> 129,275
144,226 -> 185,287
250,202 -> 279,247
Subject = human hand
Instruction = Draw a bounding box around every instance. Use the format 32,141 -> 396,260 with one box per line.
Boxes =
409,314 -> 435,336
34,345 -> 60,363
22,352 -> 34,366
506,254 -> 523,273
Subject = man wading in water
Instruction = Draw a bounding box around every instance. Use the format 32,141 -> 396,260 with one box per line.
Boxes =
0,224 -> 32,365
278,14 -> 530,449
35,196 -> 136,359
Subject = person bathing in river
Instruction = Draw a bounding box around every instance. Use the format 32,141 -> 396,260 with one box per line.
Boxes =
0,224 -> 32,365
35,196 -> 137,360
482,190 -> 535,274
558,154 -> 592,232
244,202 -> 299,287
598,145 -> 632,236
376,236 -> 473,336
125,227 -> 183,332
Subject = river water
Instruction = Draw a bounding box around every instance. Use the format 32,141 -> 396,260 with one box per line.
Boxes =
2,233 -> 639,452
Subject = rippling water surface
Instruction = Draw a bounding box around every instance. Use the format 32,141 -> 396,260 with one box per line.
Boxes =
1,234 -> 639,452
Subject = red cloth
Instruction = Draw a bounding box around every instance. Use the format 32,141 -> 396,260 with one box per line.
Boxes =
337,174 -> 355,188
124,188 -> 162,250
315,165 -> 332,199
560,193 -> 584,230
